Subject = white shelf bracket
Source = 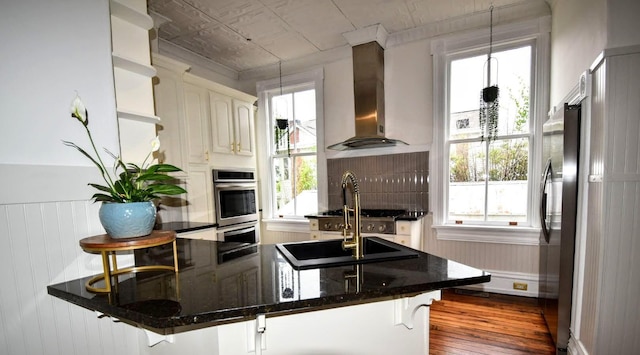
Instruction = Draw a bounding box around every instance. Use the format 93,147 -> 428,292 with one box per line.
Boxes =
394,290 -> 441,329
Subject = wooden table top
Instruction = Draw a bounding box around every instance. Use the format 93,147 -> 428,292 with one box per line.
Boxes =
79,230 -> 176,252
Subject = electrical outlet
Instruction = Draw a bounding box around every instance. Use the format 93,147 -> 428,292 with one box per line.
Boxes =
513,282 -> 528,291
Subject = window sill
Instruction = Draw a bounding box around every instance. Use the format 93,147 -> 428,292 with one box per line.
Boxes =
433,224 -> 541,245
263,218 -> 310,233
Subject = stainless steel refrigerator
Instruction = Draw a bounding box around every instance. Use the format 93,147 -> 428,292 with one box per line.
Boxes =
539,103 -> 581,354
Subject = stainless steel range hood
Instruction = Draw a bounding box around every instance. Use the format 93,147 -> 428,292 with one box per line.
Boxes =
327,40 -> 407,150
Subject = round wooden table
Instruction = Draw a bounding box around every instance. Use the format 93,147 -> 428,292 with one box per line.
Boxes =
79,230 -> 178,293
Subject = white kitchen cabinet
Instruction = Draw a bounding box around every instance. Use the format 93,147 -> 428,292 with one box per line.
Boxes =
395,220 -> 423,250
232,99 -> 254,156
209,93 -> 254,157
184,73 -> 257,169
186,165 -> 214,223
183,83 -> 211,165
209,91 -> 254,156
153,68 -> 257,169
209,91 -> 234,155
139,291 -> 439,355
152,60 -> 257,222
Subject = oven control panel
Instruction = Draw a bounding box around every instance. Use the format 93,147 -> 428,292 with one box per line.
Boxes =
317,217 -> 396,235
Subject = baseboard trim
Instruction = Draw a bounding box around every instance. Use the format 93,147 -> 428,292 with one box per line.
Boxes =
568,337 -> 588,355
458,269 -> 539,298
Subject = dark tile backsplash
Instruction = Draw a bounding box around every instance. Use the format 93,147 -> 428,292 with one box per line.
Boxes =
327,151 -> 429,212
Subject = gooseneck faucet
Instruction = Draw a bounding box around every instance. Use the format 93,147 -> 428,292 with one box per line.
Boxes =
341,170 -> 363,259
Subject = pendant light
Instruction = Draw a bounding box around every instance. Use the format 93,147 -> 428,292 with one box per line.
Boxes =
274,61 -> 291,156
479,5 -> 499,142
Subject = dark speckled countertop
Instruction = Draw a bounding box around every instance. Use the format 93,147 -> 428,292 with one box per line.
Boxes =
47,238 -> 490,335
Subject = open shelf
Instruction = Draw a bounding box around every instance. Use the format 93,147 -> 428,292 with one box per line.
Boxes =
110,0 -> 154,30
117,108 -> 161,124
112,53 -> 157,77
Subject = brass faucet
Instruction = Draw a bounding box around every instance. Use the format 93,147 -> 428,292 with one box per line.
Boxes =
341,170 -> 363,259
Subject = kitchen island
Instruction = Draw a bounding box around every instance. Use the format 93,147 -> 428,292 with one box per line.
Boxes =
48,238 -> 489,354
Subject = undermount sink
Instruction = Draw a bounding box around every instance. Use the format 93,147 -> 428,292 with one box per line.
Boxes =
275,237 -> 419,270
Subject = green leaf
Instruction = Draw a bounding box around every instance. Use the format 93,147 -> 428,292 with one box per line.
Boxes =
150,164 -> 183,173
92,193 -> 121,203
137,173 -> 174,182
62,141 -> 107,177
88,183 -> 111,193
147,184 -> 187,195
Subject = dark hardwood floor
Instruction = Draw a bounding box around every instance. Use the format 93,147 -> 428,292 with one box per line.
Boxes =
429,289 -> 556,355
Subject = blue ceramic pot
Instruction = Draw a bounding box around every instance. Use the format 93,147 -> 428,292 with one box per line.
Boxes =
98,201 -> 157,238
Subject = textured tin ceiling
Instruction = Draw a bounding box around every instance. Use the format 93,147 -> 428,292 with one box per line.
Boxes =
148,0 -> 540,73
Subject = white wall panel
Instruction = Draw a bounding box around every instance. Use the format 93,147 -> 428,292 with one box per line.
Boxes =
0,200 -> 140,355
577,58 -> 606,354
422,215 -> 539,296
593,51 -> 640,355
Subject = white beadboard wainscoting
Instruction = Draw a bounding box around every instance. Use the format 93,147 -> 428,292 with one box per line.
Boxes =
0,164 -> 141,355
570,48 -> 640,355
422,215 -> 541,297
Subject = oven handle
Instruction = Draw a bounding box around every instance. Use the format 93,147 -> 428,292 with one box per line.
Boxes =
217,222 -> 258,235
214,183 -> 257,190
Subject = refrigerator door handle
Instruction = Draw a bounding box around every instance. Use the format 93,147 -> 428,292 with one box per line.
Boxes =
540,158 -> 552,243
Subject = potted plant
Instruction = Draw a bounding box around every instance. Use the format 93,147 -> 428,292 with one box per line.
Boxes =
64,94 -> 187,238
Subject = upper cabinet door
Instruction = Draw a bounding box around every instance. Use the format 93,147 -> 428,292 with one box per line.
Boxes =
183,83 -> 210,164
234,100 -> 254,156
209,91 -> 234,154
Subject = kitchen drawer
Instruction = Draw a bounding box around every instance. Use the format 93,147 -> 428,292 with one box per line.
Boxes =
309,219 -> 319,231
396,221 -> 413,235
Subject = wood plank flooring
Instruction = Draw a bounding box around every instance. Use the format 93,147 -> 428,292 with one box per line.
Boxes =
429,289 -> 556,355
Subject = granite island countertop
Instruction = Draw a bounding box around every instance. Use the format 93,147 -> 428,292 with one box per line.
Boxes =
47,238 -> 490,335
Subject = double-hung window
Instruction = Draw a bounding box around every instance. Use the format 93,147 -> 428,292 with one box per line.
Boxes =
257,69 -> 325,222
432,19 -> 549,241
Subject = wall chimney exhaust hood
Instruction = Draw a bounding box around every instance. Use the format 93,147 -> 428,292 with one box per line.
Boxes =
327,25 -> 407,151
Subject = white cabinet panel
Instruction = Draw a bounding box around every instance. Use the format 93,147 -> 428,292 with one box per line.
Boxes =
187,166 -> 213,223
184,83 -> 211,164
209,91 -> 234,154
233,99 -> 254,156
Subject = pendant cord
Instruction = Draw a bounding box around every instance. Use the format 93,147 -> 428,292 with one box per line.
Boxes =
489,5 -> 494,59
278,61 -> 290,156
487,5 -> 494,87
279,61 -> 283,96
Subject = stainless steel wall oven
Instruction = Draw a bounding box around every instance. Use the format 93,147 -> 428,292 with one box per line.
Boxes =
212,169 -> 258,227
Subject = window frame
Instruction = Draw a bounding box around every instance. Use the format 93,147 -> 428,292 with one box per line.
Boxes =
256,68 -> 326,229
431,17 -> 550,244
446,40 -> 535,226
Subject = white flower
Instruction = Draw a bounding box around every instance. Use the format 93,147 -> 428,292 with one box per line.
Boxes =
150,136 -> 161,152
70,94 -> 88,125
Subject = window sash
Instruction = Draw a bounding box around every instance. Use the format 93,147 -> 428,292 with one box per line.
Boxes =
267,88 -> 318,219
443,41 -> 536,227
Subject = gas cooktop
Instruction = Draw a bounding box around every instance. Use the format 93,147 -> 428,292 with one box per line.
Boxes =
318,209 -> 407,218
312,209 -> 408,234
